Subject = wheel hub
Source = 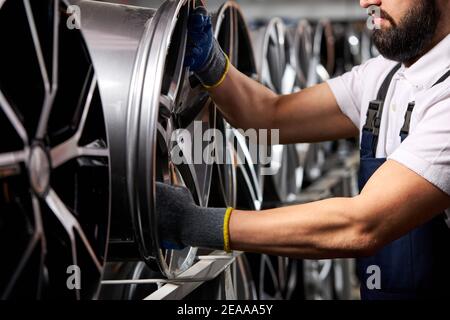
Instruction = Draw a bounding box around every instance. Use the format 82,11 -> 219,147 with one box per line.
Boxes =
29,143 -> 51,197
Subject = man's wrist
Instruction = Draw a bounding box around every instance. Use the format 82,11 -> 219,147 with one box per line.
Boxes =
194,40 -> 230,89
181,206 -> 231,251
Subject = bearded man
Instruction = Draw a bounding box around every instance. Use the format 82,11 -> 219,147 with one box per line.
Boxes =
157,0 -> 450,299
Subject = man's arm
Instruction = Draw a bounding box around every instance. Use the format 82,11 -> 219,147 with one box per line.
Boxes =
229,160 -> 450,259
185,8 -> 358,144
208,65 -> 359,144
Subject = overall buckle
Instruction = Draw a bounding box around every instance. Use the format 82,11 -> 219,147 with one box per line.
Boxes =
363,100 -> 384,136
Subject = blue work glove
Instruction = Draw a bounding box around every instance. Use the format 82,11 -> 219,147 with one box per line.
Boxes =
185,6 -> 230,89
156,182 -> 233,252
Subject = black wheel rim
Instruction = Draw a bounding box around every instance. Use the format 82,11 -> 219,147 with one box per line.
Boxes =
0,0 -> 110,299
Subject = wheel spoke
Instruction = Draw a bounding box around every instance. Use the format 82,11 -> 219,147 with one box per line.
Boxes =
269,26 -> 278,47
23,0 -> 50,93
0,90 -> 29,145
159,94 -> 173,120
230,9 -> 237,62
36,91 -> 56,140
31,194 -> 44,236
79,145 -> 108,158
167,64 -> 185,107
316,64 -> 330,81
24,0 -> 56,139
0,150 -> 27,166
45,189 -> 77,237
233,129 -> 263,202
2,194 -> 44,299
45,189 -> 102,271
75,75 -> 97,141
50,137 -> 75,168
51,0 -> 59,91
1,227 -> 41,299
50,74 -> 105,168
73,226 -> 102,272
51,137 -> 107,168
37,0 -> 60,139
166,11 -> 188,104
261,63 -> 276,92
278,256 -> 287,291
260,254 -> 281,298
317,259 -> 333,281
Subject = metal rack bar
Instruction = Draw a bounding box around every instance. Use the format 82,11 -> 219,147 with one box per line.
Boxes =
143,251 -> 238,300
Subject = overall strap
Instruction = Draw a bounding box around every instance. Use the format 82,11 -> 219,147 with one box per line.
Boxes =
400,68 -> 450,141
434,69 -> 450,86
361,63 -> 401,157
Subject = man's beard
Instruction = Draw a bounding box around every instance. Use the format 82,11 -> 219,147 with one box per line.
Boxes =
372,1 -> 439,63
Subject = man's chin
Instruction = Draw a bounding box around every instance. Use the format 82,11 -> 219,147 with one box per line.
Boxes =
376,20 -> 395,33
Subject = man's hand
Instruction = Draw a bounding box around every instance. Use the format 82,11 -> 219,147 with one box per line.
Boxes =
155,182 -> 231,251
185,6 -> 229,88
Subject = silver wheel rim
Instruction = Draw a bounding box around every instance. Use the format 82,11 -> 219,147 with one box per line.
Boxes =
211,2 -> 262,211
128,0 -> 212,278
252,19 -> 301,204
77,0 -> 211,278
210,2 -> 261,300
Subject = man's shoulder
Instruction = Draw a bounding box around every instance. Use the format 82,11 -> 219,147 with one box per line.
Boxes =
335,55 -> 399,87
361,54 -> 396,67
357,55 -> 399,79
416,83 -> 450,117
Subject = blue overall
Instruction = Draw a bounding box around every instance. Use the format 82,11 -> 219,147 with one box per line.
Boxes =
356,65 -> 450,300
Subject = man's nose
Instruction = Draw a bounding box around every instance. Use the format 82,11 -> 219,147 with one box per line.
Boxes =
360,0 -> 382,8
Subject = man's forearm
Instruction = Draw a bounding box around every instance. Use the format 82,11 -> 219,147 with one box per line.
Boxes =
228,160 -> 450,259
208,66 -> 358,144
208,65 -> 279,130
228,197 -> 377,259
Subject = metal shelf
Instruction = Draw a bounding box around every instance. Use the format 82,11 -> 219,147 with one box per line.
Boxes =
101,251 -> 238,300
145,251 -> 237,300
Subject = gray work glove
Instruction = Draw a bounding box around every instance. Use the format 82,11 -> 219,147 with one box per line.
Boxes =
156,182 -> 232,251
184,6 -> 230,88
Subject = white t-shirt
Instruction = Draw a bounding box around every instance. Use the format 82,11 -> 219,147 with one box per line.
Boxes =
327,34 -> 450,200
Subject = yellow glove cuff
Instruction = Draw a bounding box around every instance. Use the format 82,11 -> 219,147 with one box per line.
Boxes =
223,207 -> 233,253
203,55 -> 230,90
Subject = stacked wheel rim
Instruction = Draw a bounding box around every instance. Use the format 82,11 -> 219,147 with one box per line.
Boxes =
211,1 -> 262,211
210,1 -> 260,300
252,18 -> 301,204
